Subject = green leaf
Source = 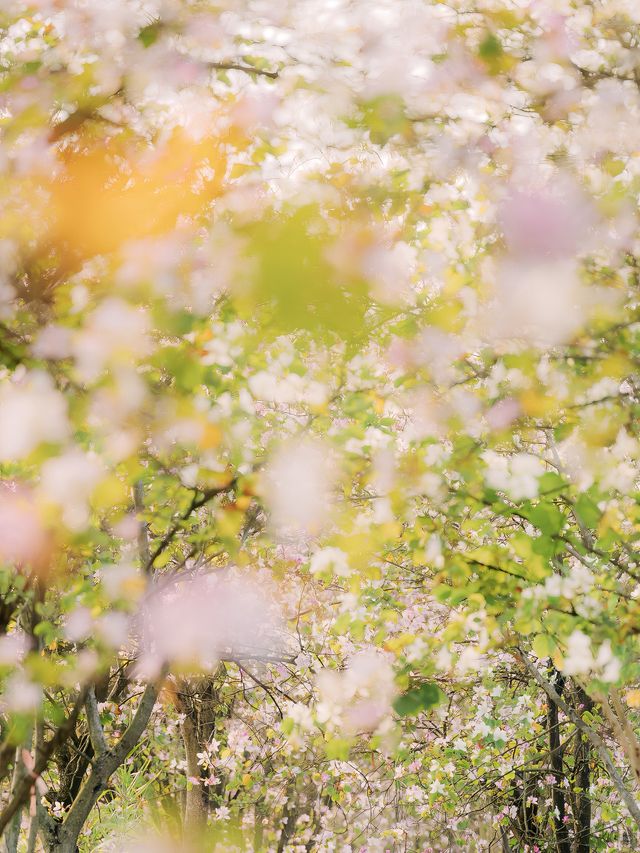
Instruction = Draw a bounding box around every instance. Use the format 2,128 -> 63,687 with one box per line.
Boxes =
538,471 -> 567,495
326,738 -> 351,760
393,683 -> 443,717
532,534 -> 557,559
33,621 -> 57,644
532,634 -> 554,660
575,494 -> 601,529
360,95 -> 408,145
239,206 -> 369,340
479,33 -> 502,60
527,503 -> 564,536
138,23 -> 161,48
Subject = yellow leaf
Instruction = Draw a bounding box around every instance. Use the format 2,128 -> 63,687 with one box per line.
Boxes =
121,576 -> 147,600
532,634 -> 554,660
235,495 -> 252,511
91,475 -> 128,512
384,633 -> 415,652
200,423 -> 222,449
47,130 -> 225,261
520,390 -> 556,417
372,394 -> 385,415
626,689 -> 640,708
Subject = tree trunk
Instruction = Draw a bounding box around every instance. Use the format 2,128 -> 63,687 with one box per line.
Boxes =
26,811 -> 39,853
520,653 -> 640,830
276,789 -> 297,853
547,669 -> 571,853
181,711 -> 208,834
512,769 -> 541,848
254,800 -> 266,851
574,686 -> 592,853
42,678 -> 163,853
174,673 -> 224,838
4,747 -> 23,853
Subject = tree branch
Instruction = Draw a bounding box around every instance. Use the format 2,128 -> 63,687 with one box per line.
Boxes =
133,481 -> 151,575
235,662 -> 284,719
54,671 -> 166,852
517,651 -> 640,829
209,61 -> 279,79
146,480 -> 237,572
84,687 -> 107,758
0,686 -> 88,837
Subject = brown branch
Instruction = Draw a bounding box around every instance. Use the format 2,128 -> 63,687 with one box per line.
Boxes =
52,671 -> 166,851
145,479 -> 237,571
48,88 -> 124,143
133,481 -> 151,575
209,61 -> 279,79
235,662 -> 284,718
0,686 -> 89,837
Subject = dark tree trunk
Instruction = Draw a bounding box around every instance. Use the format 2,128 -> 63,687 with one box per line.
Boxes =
51,731 -> 93,810
276,787 -> 297,853
547,668 -> 571,853
573,686 -> 593,853
501,827 -> 510,852
512,770 -> 541,848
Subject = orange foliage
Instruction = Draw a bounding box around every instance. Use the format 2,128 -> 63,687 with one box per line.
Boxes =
47,130 -> 225,260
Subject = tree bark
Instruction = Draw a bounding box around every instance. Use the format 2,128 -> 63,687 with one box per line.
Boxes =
573,686 -> 592,853
174,673 -> 224,838
254,800 -> 266,851
276,785 -> 297,853
0,689 -> 88,839
547,668 -> 571,853
25,810 -> 38,853
43,675 -> 164,853
181,711 -> 207,833
5,744 -> 26,853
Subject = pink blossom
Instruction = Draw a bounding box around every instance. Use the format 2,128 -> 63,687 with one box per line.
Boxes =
499,181 -> 595,260
0,483 -> 50,569
486,398 -> 521,431
137,570 -> 283,677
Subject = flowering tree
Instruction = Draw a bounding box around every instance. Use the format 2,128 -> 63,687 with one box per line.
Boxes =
2,0 -> 640,851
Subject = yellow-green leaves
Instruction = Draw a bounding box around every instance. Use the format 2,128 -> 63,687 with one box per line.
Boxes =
237,206 -> 369,340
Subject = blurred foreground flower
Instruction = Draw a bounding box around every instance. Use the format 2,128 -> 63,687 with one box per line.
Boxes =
137,570 -> 283,677
0,483 -> 51,571
316,650 -> 396,734
263,438 -> 335,541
